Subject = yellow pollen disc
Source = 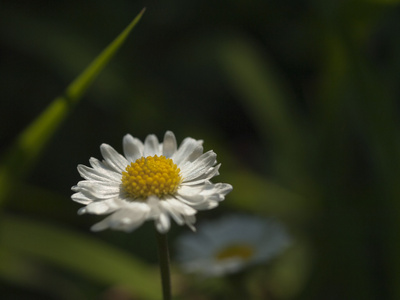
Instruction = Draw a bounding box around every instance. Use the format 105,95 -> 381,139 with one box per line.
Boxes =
121,155 -> 182,200
215,244 -> 254,261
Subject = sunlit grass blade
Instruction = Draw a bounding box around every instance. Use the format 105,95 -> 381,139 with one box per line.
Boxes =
1,214 -> 160,299
0,9 -> 145,206
66,8 -> 145,100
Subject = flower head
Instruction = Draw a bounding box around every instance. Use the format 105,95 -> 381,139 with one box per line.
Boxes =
175,214 -> 290,276
71,131 -> 232,233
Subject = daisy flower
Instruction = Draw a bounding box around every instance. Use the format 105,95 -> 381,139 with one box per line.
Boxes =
175,214 -> 290,276
71,131 -> 232,233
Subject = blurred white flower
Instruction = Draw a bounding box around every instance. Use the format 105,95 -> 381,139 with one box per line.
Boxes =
71,131 -> 232,233
175,214 -> 290,276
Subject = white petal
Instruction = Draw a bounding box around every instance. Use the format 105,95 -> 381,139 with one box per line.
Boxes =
181,164 -> 221,185
78,198 -> 121,215
71,192 -> 92,204
183,214 -> 196,231
160,200 -> 184,225
177,184 -> 204,197
90,216 -> 113,231
176,182 -> 231,210
175,194 -> 207,209
146,196 -> 162,218
162,131 -> 177,158
77,181 -> 120,199
177,195 -> 218,210
91,203 -> 150,232
155,212 -> 171,233
123,134 -> 144,162
144,134 -> 160,156
168,198 -> 197,215
100,144 -> 128,172
172,137 -> 204,166
199,183 -> 233,200
88,158 -> 122,179
77,164 -> 120,183
160,198 -> 197,226
180,151 -> 217,181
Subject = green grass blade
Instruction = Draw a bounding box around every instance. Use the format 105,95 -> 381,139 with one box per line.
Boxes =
66,8 -> 145,101
1,214 -> 160,299
0,9 -> 145,206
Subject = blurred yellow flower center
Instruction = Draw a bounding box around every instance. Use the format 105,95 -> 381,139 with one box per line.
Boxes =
121,155 -> 182,199
216,244 -> 254,261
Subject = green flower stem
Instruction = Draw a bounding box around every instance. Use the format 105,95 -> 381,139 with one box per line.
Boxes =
155,230 -> 172,300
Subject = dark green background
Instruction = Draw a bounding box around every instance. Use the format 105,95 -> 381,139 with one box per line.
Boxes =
1,0 -> 400,299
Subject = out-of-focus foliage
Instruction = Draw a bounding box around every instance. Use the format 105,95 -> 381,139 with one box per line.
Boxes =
0,0 -> 399,299
0,8 -> 145,207
1,214 -> 160,300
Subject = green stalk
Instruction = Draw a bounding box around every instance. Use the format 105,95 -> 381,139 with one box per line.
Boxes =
155,231 -> 172,300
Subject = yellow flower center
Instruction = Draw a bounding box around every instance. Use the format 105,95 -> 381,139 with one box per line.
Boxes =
121,155 -> 182,200
216,244 -> 254,261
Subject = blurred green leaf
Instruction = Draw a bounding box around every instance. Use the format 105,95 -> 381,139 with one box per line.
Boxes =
224,169 -> 316,224
247,238 -> 312,299
365,0 -> 400,3
0,249 -> 42,291
0,9 -> 145,206
1,214 -> 160,300
0,248 -> 86,299
216,36 -> 311,191
217,36 -> 298,144
311,6 -> 400,298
